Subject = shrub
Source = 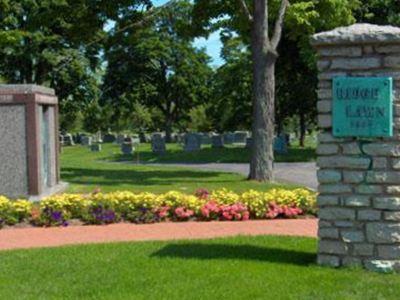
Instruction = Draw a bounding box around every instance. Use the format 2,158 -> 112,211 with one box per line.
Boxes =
220,203 -> 249,221
0,188 -> 316,228
265,202 -> 303,219
174,207 -> 195,221
0,197 -> 32,226
125,208 -> 160,224
200,201 -> 221,220
83,205 -> 119,225
211,189 -> 240,205
11,200 -> 32,222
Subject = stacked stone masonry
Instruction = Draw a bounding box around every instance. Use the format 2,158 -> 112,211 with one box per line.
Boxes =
312,24 -> 400,272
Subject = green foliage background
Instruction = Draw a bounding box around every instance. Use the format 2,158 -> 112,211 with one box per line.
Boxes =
0,0 -> 398,135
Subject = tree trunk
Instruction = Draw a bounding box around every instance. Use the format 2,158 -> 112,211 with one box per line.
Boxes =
165,117 -> 173,143
299,112 -> 306,148
248,1 -> 278,182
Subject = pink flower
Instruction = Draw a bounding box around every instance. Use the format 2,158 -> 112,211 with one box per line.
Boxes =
219,203 -> 249,221
265,202 -> 303,219
174,207 -> 194,220
222,211 -> 233,220
200,201 -> 221,220
201,207 -> 210,218
156,206 -> 170,219
242,211 -> 250,221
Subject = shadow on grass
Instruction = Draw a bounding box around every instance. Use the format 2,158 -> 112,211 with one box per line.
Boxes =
114,147 -> 249,164
152,243 -> 316,266
113,146 -> 316,164
61,167 -> 235,187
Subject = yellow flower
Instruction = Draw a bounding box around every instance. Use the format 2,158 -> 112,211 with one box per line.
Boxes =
211,189 -> 240,205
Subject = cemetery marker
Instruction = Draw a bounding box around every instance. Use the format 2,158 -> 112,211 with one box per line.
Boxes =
333,77 -> 393,137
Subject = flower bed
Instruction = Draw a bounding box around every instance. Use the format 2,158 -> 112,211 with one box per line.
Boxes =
0,188 -> 316,228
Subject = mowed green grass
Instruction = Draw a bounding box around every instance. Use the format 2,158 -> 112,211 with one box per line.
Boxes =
0,235 -> 398,300
61,144 -> 299,194
113,141 -> 316,164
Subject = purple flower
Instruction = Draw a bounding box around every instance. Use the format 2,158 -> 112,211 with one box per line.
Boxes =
103,210 -> 116,222
91,206 -> 116,223
50,211 -> 63,222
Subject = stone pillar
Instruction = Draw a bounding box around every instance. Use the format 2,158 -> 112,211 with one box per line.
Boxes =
0,85 -> 67,200
312,24 -> 400,272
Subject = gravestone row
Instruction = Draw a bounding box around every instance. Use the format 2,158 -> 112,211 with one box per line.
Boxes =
59,130 -> 290,156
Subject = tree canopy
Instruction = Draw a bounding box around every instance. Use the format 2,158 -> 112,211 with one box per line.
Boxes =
102,0 -> 212,139
0,0 -> 397,140
0,0 -> 148,130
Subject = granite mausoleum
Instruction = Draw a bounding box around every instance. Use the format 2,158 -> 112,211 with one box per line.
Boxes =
312,24 -> 400,272
0,85 -> 67,200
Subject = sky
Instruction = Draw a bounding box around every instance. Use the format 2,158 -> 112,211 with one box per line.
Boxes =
153,0 -> 224,67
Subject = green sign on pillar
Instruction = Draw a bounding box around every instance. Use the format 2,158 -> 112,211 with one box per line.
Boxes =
332,77 -> 393,137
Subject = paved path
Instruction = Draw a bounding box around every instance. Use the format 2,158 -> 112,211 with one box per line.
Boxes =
148,162 -> 318,190
0,219 -> 317,251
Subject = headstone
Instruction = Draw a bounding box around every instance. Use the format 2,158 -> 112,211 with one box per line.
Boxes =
131,135 -> 140,145
91,144 -> 102,152
93,131 -> 103,144
200,133 -> 212,145
312,23 -> 400,272
116,134 -> 126,144
184,133 -> 201,151
223,132 -> 235,144
145,134 -> 152,143
234,131 -> 248,144
177,133 -> 185,144
72,133 -> 80,144
59,135 -> 64,146
139,132 -> 147,143
0,84 -> 67,200
63,133 -> 75,146
103,133 -> 116,143
151,133 -> 166,154
171,133 -> 179,143
245,137 -> 253,149
81,136 -> 92,146
274,134 -> 288,154
74,133 -> 86,144
211,135 -> 224,148
121,142 -> 134,155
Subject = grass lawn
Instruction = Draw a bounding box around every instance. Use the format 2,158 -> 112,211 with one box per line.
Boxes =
61,145 -> 299,194
0,235 -> 398,300
112,142 -> 316,164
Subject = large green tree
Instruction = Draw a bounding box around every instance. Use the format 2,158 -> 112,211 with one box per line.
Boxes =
102,0 -> 212,141
193,0 -> 357,181
209,37 -> 252,132
354,0 -> 400,25
0,0 -> 148,130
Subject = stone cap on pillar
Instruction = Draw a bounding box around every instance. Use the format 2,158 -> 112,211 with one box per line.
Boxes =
0,84 -> 55,96
311,23 -> 400,46
0,84 -> 57,105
